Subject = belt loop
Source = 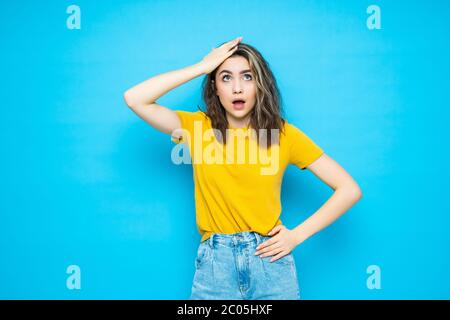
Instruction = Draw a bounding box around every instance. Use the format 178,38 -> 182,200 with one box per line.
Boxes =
208,233 -> 214,249
254,232 -> 261,245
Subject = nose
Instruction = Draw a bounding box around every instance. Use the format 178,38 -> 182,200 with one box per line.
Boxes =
232,79 -> 243,94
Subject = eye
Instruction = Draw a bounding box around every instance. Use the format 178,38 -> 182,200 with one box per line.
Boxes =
221,74 -> 253,81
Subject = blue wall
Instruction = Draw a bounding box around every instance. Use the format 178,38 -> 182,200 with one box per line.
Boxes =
1,0 -> 449,299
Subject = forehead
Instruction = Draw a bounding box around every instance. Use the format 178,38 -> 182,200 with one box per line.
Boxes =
217,56 -> 250,73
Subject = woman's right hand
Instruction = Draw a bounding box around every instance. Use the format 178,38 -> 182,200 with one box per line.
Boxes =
198,37 -> 243,75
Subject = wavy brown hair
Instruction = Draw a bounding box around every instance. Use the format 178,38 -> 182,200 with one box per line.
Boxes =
199,42 -> 285,149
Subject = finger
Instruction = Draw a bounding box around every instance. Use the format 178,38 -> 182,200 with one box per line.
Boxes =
255,241 -> 281,256
224,37 -> 242,49
261,247 -> 284,259
268,225 -> 284,236
226,45 -> 239,54
269,251 -> 288,263
229,36 -> 242,44
256,235 -> 281,250
256,239 -> 273,251
218,40 -> 231,49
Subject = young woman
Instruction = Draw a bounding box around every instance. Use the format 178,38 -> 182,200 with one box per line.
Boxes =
124,37 -> 362,300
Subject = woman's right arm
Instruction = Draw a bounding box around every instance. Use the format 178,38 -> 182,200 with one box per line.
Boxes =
123,36 -> 243,136
123,62 -> 206,135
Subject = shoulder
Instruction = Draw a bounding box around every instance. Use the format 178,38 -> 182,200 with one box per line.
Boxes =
281,120 -> 306,140
282,119 -> 324,169
281,119 -> 322,149
175,109 -> 211,129
282,120 -> 296,133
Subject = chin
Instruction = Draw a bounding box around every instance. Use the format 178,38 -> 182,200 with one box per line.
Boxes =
228,110 -> 250,119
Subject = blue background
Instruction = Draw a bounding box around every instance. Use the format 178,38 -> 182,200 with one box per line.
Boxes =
1,0 -> 449,299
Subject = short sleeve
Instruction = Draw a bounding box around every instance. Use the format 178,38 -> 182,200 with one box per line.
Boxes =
286,123 -> 324,170
172,110 -> 206,144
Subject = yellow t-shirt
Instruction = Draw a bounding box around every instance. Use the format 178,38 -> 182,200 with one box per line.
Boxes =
172,110 -> 324,243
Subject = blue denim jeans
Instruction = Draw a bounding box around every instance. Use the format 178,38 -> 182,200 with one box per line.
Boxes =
189,231 -> 301,300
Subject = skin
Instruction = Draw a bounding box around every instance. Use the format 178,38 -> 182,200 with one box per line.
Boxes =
213,56 -> 257,129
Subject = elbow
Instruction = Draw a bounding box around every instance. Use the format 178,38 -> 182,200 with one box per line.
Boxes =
123,90 -> 136,108
350,183 -> 363,203
339,182 -> 363,203
354,185 -> 363,202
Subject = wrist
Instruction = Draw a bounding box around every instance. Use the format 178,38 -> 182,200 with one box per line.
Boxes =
193,61 -> 207,75
292,225 -> 310,246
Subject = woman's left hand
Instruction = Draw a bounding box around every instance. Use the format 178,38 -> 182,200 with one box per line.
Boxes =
254,225 -> 299,262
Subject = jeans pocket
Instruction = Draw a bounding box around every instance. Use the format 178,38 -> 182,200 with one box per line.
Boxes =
195,242 -> 211,269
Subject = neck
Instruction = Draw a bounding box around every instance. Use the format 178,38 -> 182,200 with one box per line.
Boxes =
226,113 -> 250,129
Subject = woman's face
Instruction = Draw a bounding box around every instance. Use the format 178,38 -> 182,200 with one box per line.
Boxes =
214,56 -> 257,124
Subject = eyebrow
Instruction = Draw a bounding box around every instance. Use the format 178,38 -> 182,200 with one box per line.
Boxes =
219,69 -> 252,75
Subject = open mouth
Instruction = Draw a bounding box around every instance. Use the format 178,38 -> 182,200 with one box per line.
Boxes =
232,99 -> 246,110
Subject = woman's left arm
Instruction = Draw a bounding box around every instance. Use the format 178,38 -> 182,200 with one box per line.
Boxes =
255,153 -> 363,261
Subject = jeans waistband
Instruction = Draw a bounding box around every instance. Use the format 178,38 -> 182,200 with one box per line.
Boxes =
206,231 -> 269,249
